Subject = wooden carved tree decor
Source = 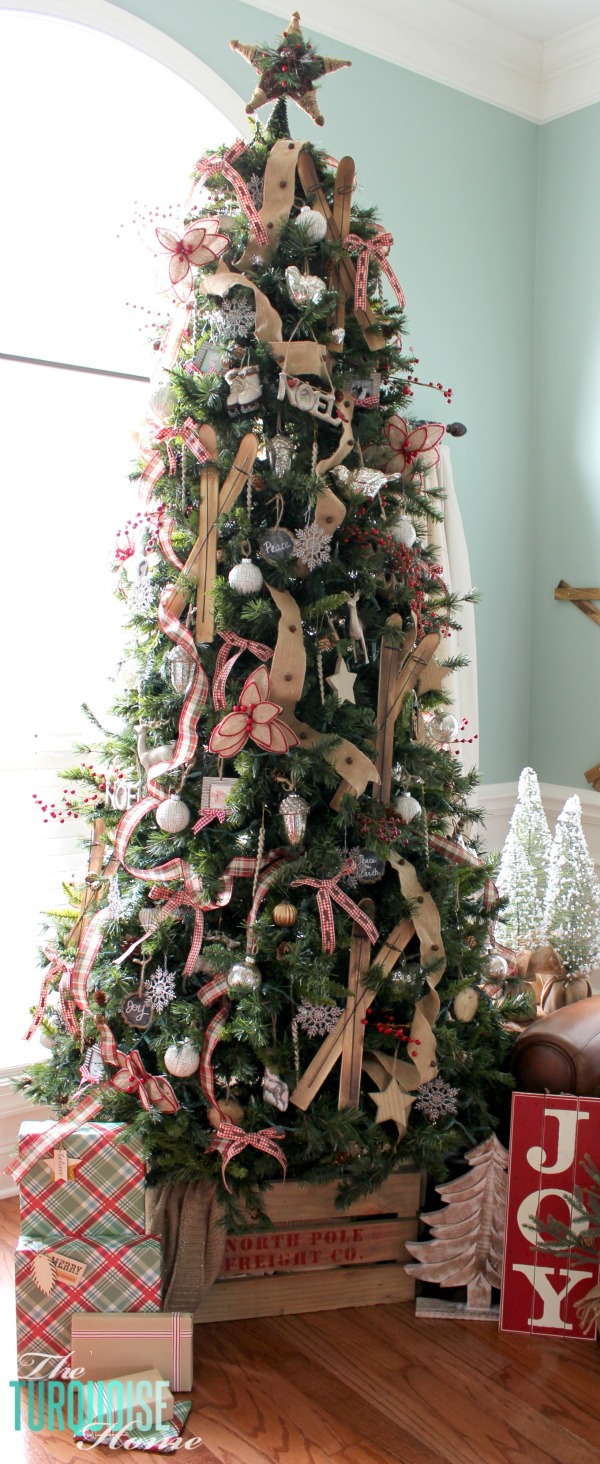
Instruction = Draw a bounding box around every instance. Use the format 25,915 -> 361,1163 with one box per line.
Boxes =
165,432 -> 259,627
405,1133 -> 509,1319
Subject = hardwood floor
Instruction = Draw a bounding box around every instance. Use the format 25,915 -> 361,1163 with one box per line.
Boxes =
1,1194 -> 598,1462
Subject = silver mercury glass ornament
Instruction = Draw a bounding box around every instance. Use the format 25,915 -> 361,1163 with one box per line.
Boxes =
266,433 -> 294,479
167,643 -> 195,694
279,792 -> 309,847
228,956 -> 262,993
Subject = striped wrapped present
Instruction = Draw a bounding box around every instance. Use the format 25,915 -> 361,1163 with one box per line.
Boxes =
17,1121 -> 146,1243
15,1234 -> 161,1380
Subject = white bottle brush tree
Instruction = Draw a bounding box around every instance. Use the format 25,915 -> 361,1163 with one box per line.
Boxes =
542,795 -> 600,1000
496,767 -> 551,951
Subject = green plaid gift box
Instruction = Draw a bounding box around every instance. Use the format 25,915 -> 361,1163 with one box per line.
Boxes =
17,1122 -> 146,1242
15,1234 -> 161,1380
74,1399 -> 193,1453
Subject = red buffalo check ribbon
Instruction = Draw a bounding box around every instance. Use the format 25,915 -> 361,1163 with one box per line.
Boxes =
344,228 -> 406,313
25,944 -> 78,1040
208,1121 -> 286,1193
180,417 -> 212,465
429,833 -> 499,913
291,861 -> 379,955
110,1049 -> 179,1114
212,631 -> 273,710
192,807 -> 228,834
197,973 -> 230,1110
145,884 -> 206,979
5,1093 -> 108,1184
192,140 -> 269,245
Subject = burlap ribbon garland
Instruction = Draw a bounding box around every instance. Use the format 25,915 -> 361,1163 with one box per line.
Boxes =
198,262 -> 283,343
267,584 -> 380,798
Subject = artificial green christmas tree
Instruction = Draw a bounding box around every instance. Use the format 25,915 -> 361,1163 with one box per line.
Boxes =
17,14 -> 515,1217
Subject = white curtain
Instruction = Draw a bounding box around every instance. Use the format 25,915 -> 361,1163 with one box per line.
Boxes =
424,443 -> 479,774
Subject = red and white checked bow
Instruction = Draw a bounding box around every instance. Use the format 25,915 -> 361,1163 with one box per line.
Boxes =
344,227 -> 406,313
180,417 -> 212,465
145,883 -> 205,979
208,1121 -> 286,1193
213,631 -> 273,711
191,140 -> 269,245
291,862 -> 379,955
110,1049 -> 179,1114
139,418 -> 212,504
192,807 -> 228,834
25,944 -> 78,1040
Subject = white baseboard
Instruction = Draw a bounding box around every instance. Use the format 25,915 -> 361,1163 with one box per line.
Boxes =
478,781 -> 600,868
0,1083 -> 54,1200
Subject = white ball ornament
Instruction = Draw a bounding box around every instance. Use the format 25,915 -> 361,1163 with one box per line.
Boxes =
228,557 -> 264,596
149,385 -> 177,422
155,795 -> 191,834
395,792 -> 422,824
295,205 -> 328,243
164,1041 -> 200,1078
486,953 -> 509,980
391,516 -> 417,549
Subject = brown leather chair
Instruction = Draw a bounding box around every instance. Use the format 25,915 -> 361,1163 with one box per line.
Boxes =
512,994 -> 600,1096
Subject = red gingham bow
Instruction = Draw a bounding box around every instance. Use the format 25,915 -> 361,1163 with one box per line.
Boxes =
208,1121 -> 286,1193
180,417 -> 212,465
213,631 -> 273,710
192,140 -> 269,245
145,884 -> 205,979
343,228 -> 406,313
192,807 -> 228,834
291,862 -> 379,955
110,1050 -> 179,1114
25,944 -> 78,1040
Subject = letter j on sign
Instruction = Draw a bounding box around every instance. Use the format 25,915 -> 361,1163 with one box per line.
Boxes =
501,1093 -> 600,1340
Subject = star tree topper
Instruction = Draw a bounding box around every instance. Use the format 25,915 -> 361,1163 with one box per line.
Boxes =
230,12 -> 350,127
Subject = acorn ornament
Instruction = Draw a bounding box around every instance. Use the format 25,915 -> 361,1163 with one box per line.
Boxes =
273,901 -> 297,929
207,1098 -> 244,1129
390,516 -> 417,549
295,205 -> 328,243
228,955 -> 262,993
266,431 -> 294,478
167,643 -> 195,694
228,541 -> 264,596
164,1040 -> 200,1078
395,792 -> 422,824
155,795 -> 191,834
279,791 -> 309,846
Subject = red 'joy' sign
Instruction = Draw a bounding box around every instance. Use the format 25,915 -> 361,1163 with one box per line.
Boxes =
501,1093 -> 600,1340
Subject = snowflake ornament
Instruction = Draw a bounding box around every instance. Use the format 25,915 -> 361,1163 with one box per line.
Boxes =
414,1076 -> 459,1123
210,294 -> 256,343
296,1001 -> 343,1037
128,574 -> 156,616
145,963 -> 176,1014
293,521 -> 332,572
107,874 -> 125,922
247,172 -> 264,210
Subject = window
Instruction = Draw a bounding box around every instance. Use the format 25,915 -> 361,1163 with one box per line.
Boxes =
0,11 -> 236,1071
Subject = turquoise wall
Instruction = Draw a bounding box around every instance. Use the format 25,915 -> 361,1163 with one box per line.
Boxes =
108,0 -> 539,783
531,104 -> 600,790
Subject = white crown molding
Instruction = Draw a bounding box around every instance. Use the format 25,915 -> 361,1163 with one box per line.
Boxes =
4,0 -> 600,122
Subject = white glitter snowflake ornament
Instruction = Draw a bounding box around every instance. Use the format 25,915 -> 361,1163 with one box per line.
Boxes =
107,874 -> 125,922
128,571 -> 156,616
414,1076 -> 459,1123
145,962 -> 176,1014
296,1001 -> 343,1037
293,521 -> 332,572
210,294 -> 255,343
247,172 -> 264,210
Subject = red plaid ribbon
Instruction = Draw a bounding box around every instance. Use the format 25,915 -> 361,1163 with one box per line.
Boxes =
144,589 -> 209,797
25,945 -> 78,1040
291,861 -> 379,955
344,229 -> 406,313
144,885 -> 205,979
197,973 -> 230,1110
192,807 -> 228,834
208,1121 -> 286,1193
5,1093 -> 104,1184
70,908 -> 112,1014
213,631 -> 273,710
157,513 -> 184,572
429,833 -> 499,912
181,417 -> 212,465
110,1049 -> 179,1114
192,140 -> 269,245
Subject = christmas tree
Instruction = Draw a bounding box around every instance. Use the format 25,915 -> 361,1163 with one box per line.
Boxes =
495,767 -> 551,951
19,13 -> 515,1213
543,794 -> 600,978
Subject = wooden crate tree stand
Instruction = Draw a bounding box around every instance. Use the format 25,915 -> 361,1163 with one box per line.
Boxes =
195,1170 -> 422,1323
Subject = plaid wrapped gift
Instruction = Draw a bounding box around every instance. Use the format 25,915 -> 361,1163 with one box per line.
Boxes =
17,1121 -> 146,1242
73,1399 -> 193,1454
15,1234 -> 161,1380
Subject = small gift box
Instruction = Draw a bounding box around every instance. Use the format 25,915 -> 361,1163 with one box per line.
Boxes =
16,1121 -> 146,1243
71,1311 -> 194,1391
73,1398 -> 193,1454
15,1234 -> 161,1380
88,1369 -> 174,1425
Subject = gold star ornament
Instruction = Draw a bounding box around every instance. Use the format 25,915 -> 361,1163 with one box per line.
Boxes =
230,12 -> 350,127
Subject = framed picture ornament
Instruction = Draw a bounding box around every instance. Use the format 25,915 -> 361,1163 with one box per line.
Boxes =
200,776 -> 240,813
